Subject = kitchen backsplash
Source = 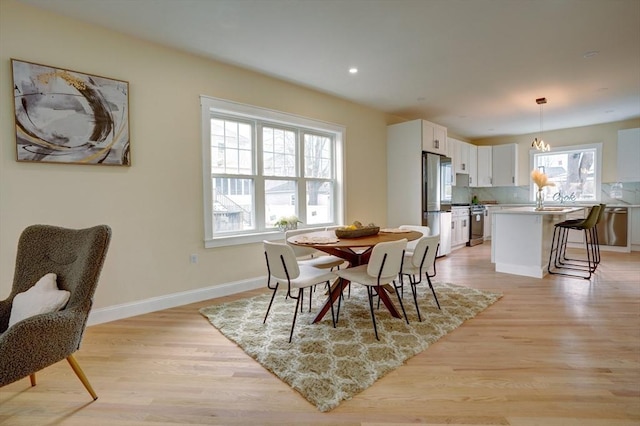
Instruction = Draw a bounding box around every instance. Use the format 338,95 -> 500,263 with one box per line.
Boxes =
452,181 -> 640,205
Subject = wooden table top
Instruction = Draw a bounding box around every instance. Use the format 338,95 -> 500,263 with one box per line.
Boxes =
287,229 -> 423,248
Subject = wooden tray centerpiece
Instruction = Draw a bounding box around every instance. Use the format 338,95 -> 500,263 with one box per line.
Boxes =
335,222 -> 380,238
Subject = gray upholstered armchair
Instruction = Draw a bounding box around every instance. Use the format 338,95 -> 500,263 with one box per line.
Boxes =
0,224 -> 111,400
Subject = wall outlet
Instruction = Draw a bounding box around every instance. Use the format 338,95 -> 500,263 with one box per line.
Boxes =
190,254 -> 198,264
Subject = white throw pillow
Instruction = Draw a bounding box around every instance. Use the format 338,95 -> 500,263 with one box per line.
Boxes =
8,273 -> 71,328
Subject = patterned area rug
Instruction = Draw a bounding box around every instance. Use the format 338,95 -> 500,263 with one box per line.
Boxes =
199,282 -> 502,412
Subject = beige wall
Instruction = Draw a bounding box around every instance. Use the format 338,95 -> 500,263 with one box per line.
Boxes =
0,1 -> 391,307
473,118 -> 640,185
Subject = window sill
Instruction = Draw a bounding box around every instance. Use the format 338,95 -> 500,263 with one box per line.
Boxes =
205,231 -> 285,248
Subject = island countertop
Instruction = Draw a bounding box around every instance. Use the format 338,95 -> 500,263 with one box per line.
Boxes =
493,206 -> 584,215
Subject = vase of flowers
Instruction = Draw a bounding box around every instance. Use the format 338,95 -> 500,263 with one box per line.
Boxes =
535,188 -> 544,210
274,215 -> 302,232
531,169 -> 555,211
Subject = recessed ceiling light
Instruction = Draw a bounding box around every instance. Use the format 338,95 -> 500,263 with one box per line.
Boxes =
348,67 -> 358,74
583,50 -> 599,58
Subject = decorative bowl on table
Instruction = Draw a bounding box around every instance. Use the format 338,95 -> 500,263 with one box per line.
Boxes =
335,226 -> 380,238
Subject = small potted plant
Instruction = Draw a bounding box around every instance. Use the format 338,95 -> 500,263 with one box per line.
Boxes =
274,215 -> 302,232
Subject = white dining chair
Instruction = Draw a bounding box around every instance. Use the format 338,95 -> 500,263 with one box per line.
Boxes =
333,238 -> 408,340
398,225 -> 430,255
285,228 -> 345,270
263,241 -> 338,342
399,234 -> 441,322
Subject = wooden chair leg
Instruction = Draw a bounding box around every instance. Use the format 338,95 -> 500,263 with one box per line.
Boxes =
29,373 -> 36,387
66,354 -> 98,401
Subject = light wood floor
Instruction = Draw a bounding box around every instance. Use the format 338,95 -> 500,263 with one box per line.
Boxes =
1,243 -> 639,425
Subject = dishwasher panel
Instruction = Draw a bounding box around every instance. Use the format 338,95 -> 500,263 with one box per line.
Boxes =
596,207 -> 628,247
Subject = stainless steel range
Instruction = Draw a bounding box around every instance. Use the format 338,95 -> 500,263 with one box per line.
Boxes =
467,204 -> 486,246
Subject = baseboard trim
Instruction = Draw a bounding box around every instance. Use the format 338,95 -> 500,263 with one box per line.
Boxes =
87,276 -> 265,326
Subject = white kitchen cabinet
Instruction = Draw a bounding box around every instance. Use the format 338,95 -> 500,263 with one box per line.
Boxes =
617,128 -> 640,182
387,120 -> 423,227
468,144 -> 478,187
451,138 -> 470,174
422,120 -> 447,156
446,136 -> 456,159
477,146 -> 493,187
631,207 -> 640,250
451,214 -> 459,247
492,143 -> 518,186
451,206 -> 470,249
461,212 -> 470,246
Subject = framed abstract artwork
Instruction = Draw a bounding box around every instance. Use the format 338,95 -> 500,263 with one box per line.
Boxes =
11,59 -> 131,166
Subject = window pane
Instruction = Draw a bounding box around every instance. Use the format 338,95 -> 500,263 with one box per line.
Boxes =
211,118 -> 253,175
304,133 -> 332,178
306,181 -> 333,225
203,96 -> 344,243
263,127 -> 296,177
265,179 -> 296,226
212,178 -> 254,232
534,147 -> 597,202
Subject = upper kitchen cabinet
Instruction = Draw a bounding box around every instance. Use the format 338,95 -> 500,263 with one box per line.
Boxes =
422,120 -> 448,155
617,128 -> 640,182
477,146 -> 493,187
450,137 -> 470,174
468,144 -> 478,187
492,143 -> 518,186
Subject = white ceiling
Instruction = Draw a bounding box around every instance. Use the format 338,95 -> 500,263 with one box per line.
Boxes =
17,0 -> 640,140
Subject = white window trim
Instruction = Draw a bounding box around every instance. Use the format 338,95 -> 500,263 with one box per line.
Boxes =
200,96 -> 345,248
529,142 -> 602,203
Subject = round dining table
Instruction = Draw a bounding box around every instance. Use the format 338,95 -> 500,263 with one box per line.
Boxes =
287,228 -> 423,323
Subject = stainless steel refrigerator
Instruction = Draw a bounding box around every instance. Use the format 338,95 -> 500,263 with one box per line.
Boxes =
422,152 -> 452,256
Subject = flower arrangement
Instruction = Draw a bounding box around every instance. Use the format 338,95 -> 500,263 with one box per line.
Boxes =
274,215 -> 302,231
531,169 -> 555,210
531,169 -> 555,190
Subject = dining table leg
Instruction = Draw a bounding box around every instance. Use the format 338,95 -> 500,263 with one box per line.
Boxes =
303,243 -> 407,324
312,279 -> 403,323
377,284 -> 402,318
312,277 -> 348,324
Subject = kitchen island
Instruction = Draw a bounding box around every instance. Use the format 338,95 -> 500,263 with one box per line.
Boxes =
492,206 -> 583,278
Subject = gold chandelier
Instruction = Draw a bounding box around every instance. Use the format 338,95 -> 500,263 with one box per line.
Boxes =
532,97 -> 550,152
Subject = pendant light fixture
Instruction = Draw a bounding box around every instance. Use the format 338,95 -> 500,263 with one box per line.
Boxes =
532,97 -> 550,152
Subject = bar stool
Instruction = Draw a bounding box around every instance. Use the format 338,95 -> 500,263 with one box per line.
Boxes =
559,203 -> 606,270
548,204 -> 601,279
